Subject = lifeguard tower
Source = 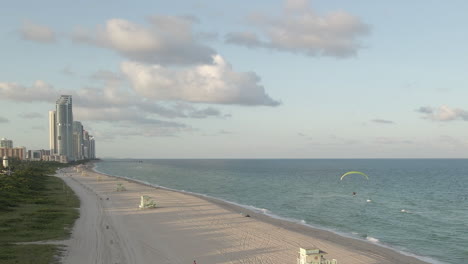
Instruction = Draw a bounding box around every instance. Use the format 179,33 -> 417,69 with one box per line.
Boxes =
139,195 -> 157,209
297,248 -> 337,264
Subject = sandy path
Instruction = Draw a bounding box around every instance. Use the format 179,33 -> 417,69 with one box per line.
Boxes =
57,166 -> 429,264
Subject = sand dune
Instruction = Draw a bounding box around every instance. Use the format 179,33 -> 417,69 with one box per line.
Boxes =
57,166 -> 429,264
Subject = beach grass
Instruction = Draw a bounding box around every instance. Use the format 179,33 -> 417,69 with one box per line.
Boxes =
0,161 -> 79,264
0,244 -> 61,264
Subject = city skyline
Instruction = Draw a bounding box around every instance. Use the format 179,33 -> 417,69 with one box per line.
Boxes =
48,95 -> 95,162
1,0 -> 468,158
1,95 -> 96,162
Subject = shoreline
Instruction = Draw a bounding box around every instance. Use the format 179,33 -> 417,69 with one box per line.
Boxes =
92,163 -> 436,264
60,162 -> 432,264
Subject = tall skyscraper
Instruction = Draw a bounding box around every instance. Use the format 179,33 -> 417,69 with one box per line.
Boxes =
83,130 -> 90,159
73,121 -> 84,160
47,95 -> 96,163
55,95 -> 74,160
89,136 -> 96,159
49,111 -> 56,154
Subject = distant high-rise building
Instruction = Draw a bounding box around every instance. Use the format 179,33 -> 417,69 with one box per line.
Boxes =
47,95 -> 95,163
1,138 -> 13,148
0,147 -> 26,160
83,130 -> 90,159
56,95 -> 74,160
49,111 -> 57,154
73,121 -> 84,160
89,136 -> 96,159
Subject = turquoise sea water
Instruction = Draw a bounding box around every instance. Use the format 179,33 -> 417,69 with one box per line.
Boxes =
95,159 -> 467,264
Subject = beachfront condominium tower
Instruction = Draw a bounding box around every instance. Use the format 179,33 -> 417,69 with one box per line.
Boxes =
49,111 -> 57,154
82,130 -> 96,159
56,95 -> 74,160
89,136 -> 96,159
73,121 -> 84,160
83,130 -> 90,159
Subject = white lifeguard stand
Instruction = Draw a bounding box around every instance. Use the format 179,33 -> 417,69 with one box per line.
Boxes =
297,248 -> 337,264
116,183 -> 126,191
139,195 -> 157,209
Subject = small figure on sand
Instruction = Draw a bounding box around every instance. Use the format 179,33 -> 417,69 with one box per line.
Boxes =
193,260 -> 197,264
352,192 -> 357,196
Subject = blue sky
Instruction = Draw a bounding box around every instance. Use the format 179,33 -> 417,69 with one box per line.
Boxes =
1,0 -> 468,158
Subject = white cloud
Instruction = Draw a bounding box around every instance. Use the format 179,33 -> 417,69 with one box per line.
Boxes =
74,85 -> 225,119
416,105 -> 468,121
0,77 -> 226,128
188,107 -> 221,118
0,80 -> 58,102
74,107 -> 185,127
20,20 -> 56,43
0,77 -> 230,138
121,55 -> 280,106
225,0 -> 370,57
225,32 -> 263,48
72,16 -> 215,65
73,106 -> 193,138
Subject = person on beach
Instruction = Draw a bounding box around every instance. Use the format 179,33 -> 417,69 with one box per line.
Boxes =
193,261 -> 197,264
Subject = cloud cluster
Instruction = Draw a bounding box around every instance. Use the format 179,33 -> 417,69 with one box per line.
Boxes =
74,83 -> 227,119
72,16 -> 215,65
0,78 -> 226,137
0,80 -> 58,102
416,105 -> 468,121
226,0 -> 370,57
20,21 -> 56,43
69,16 -> 279,108
121,55 -> 279,106
10,13 -> 283,137
73,106 -> 187,128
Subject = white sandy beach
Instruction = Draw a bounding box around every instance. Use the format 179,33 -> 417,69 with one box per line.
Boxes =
56,165 -> 429,264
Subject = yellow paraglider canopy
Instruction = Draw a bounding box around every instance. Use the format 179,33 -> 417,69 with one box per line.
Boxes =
340,171 -> 369,181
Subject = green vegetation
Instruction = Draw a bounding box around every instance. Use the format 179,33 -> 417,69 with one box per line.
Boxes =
0,161 -> 80,264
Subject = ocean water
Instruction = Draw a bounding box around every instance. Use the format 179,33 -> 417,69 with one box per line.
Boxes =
95,159 -> 468,264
